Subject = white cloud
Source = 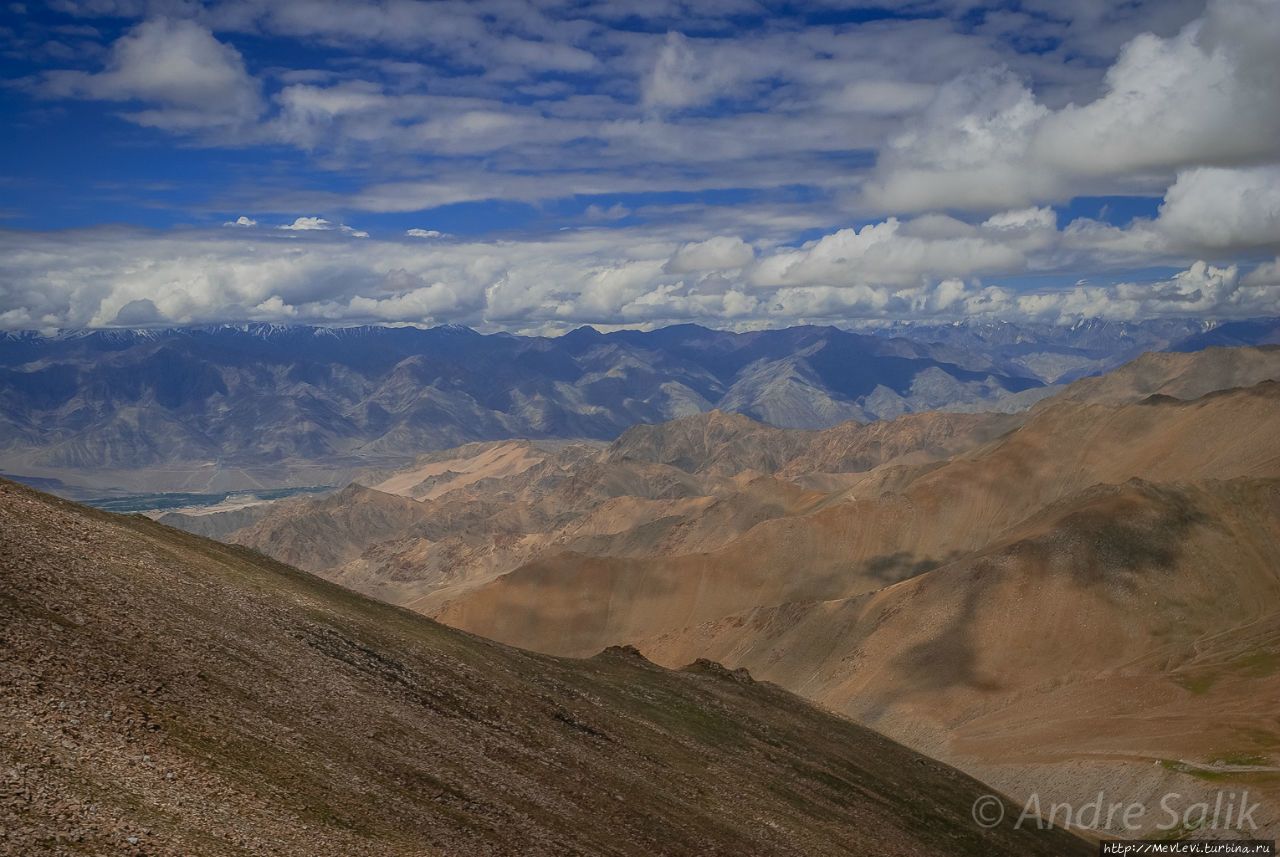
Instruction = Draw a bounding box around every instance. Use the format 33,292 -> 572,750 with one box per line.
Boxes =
38,18 -> 262,131
864,0 -> 1280,214
861,66 -> 1056,212
11,0 -> 1278,334
643,32 -> 728,112
276,217 -> 368,237
1033,0 -> 1280,175
750,217 -> 1029,289
279,216 -> 332,231
1153,166 -> 1280,250
1242,257 -> 1280,287
664,236 -> 754,273
223,215 -> 258,227
982,207 -> 1057,232
1,224 -> 1278,335
584,204 -> 630,221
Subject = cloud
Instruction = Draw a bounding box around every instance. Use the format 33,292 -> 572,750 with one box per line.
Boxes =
8,0 -> 1277,336
279,216 -> 332,231
1033,0 -> 1280,175
276,216 -> 368,237
864,0 -> 1280,213
1242,257 -> 1280,287
584,203 -> 630,222
37,18 -> 262,131
4,220 -> 1276,336
664,236 -> 754,273
861,65 -> 1055,212
750,216 -> 1035,289
1152,165 -> 1280,250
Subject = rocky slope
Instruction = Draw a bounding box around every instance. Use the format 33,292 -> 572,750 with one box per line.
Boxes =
0,477 -> 1091,857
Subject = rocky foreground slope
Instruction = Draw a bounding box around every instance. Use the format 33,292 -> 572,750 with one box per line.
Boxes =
0,478 -> 1091,857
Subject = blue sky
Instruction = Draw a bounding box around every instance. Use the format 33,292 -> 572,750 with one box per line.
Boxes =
1,0 -> 1278,333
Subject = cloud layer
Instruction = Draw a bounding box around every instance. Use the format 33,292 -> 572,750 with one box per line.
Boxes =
2,213 -> 1277,335
3,0 -> 1279,333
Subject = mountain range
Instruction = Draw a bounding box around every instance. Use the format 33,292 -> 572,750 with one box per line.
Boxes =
212,344 -> 1280,840
0,476 -> 1091,856
4,318 -> 1276,498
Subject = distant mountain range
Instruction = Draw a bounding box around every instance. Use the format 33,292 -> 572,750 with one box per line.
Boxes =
1,318 -> 1277,496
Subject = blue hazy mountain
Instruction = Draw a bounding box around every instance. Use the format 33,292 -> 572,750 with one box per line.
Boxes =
0,319 -> 1273,495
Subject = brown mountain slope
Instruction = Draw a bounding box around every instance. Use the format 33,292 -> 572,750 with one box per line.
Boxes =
0,478 -> 1091,857
225,407 -> 1017,611
423,378 -> 1280,838
604,410 -> 812,478
1050,344 -> 1280,405
427,382 -> 1280,657
777,410 -> 1022,479
634,478 -> 1280,836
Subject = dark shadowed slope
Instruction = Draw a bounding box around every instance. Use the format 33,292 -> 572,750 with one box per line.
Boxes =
0,478 -> 1090,857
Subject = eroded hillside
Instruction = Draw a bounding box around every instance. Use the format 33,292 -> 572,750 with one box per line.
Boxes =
0,478 -> 1092,856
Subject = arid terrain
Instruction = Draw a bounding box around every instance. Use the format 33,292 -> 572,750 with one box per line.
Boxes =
0,477 -> 1094,856
221,345 -> 1280,839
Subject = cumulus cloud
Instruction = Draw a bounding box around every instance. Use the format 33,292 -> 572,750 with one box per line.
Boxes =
277,216 -> 368,237
864,0 -> 1280,216
1242,257 -> 1280,287
862,66 -> 1056,211
279,216 -> 332,231
1153,165 -> 1280,250
406,228 -> 444,238
749,214 -> 1043,289
37,18 -> 262,131
224,216 -> 258,227
664,236 -> 754,274
4,220 -> 1275,335
1033,0 -> 1280,175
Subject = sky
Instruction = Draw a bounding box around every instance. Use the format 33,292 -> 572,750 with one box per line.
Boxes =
1,0 -> 1278,334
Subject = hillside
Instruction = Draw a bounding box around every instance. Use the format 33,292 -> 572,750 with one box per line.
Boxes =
226,408 -> 1016,611
0,478 -> 1091,856
214,346 -> 1280,840
432,380 -> 1280,837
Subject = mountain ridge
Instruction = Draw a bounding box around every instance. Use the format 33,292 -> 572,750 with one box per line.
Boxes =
7,320 -> 1274,497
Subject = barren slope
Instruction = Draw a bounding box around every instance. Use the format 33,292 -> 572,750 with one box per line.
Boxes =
428,383 -> 1280,657
227,409 -> 1016,610
635,478 -> 1280,836
0,478 -> 1090,857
